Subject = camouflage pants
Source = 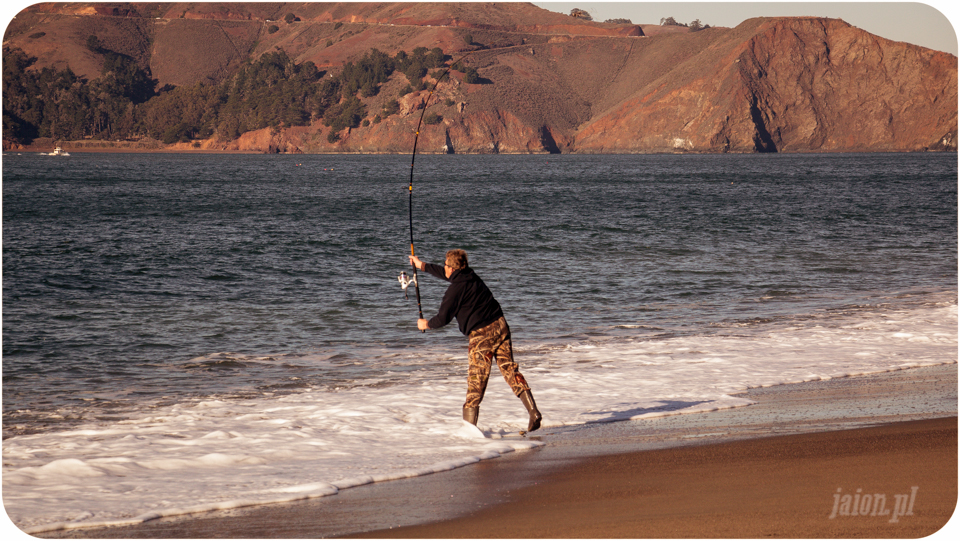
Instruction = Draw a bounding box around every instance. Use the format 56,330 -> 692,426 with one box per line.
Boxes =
465,316 -> 531,409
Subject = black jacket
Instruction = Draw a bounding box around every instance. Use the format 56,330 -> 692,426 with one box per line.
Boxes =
423,263 -> 504,335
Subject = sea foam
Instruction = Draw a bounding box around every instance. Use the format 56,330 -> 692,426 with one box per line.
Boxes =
4,297 -> 956,533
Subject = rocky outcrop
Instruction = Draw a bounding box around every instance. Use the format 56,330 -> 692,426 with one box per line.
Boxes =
574,17 -> 958,153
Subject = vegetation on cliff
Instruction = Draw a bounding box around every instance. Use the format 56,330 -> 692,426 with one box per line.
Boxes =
3,45 -> 156,143
2,43 -> 450,146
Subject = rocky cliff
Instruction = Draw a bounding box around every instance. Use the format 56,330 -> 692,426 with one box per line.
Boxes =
4,2 -> 956,153
574,17 -> 958,153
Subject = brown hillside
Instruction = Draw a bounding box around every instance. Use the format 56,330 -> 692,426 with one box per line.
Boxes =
3,3 -> 956,154
4,2 -> 642,87
574,17 -> 958,153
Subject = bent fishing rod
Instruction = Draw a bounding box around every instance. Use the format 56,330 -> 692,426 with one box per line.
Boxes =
401,52 -> 472,331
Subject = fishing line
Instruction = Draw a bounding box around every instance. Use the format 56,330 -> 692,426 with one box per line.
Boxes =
403,52 -> 472,330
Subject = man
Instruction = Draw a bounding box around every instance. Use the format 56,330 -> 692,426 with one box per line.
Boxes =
409,249 -> 542,433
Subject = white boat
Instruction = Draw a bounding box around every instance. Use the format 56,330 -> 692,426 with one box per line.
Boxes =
43,146 -> 70,156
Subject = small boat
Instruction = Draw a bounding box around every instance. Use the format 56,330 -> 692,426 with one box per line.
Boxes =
43,146 -> 70,156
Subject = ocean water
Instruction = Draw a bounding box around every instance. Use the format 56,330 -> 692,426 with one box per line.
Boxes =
2,151 -> 957,532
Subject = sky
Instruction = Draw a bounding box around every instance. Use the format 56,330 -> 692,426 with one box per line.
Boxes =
533,1 -> 958,55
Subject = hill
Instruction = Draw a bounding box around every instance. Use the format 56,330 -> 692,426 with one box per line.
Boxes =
3,2 -> 956,153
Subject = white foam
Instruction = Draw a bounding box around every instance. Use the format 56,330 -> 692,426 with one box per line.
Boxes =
4,299 -> 956,533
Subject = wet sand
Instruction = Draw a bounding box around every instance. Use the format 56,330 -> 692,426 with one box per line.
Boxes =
360,416 -> 956,538
33,363 -> 958,538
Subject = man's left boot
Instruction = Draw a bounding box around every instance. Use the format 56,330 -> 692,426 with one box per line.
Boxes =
518,390 -> 542,432
463,406 -> 479,426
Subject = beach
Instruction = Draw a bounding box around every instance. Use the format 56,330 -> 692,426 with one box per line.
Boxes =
364,417 -> 956,538
32,362 -> 957,539
4,151 -> 956,536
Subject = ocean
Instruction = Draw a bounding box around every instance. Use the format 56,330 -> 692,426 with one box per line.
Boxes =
2,151 -> 957,532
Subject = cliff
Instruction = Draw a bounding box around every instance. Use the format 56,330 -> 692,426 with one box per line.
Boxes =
574,17 -> 958,153
3,3 -> 956,153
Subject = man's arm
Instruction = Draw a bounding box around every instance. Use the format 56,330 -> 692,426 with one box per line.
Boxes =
409,255 -> 448,281
426,286 -> 458,330
409,255 -> 451,331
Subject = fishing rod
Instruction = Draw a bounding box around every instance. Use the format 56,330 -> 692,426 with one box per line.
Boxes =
401,52 -> 472,330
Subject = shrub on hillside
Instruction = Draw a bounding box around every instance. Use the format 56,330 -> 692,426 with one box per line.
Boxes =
462,66 -> 480,84
383,99 -> 401,116
323,95 -> 366,132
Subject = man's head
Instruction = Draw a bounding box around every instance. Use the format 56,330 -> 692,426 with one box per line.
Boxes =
445,249 -> 468,277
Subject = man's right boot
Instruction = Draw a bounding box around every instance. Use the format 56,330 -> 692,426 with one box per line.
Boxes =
518,390 -> 542,432
463,406 -> 479,426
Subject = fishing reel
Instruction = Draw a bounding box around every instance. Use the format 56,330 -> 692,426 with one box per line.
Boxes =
398,271 -> 417,299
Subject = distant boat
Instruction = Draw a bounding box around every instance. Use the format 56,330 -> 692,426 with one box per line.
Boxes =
42,146 -> 70,156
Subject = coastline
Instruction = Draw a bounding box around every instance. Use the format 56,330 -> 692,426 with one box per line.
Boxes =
365,416 -> 957,538
29,362 -> 958,539
6,138 -> 959,156
4,140 -> 263,154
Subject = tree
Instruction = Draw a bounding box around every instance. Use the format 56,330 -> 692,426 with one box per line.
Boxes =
462,66 -> 480,84
100,51 -> 157,104
161,121 -> 192,144
570,8 -> 592,20
359,81 -> 378,98
405,62 -> 426,85
689,19 -> 710,32
425,47 -> 445,68
2,45 -> 452,147
383,99 -> 400,116
323,95 -> 366,132
86,35 -> 103,53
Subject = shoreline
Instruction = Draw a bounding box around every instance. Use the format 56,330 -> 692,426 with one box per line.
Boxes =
364,416 -> 957,538
6,141 -> 958,156
29,362 -> 958,539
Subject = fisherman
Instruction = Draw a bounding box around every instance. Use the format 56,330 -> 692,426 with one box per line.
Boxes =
409,249 -> 542,432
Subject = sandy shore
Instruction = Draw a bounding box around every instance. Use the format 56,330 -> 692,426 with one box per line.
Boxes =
29,363 -> 958,538
360,417 -> 956,538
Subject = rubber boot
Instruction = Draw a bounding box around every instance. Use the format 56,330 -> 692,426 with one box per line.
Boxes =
463,406 -> 479,426
518,390 -> 542,432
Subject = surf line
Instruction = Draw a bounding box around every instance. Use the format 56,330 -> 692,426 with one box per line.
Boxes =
404,51 -> 472,330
